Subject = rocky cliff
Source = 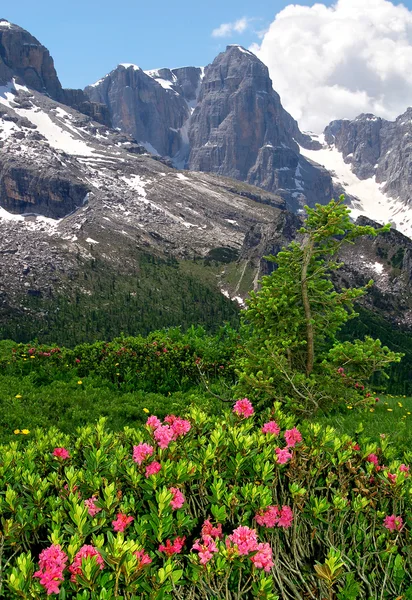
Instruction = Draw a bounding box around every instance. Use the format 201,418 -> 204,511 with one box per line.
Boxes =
85,45 -> 333,213
2,19 -> 412,340
0,19 -> 111,126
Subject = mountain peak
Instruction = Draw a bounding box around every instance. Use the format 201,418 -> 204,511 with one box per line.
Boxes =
0,19 -> 64,101
226,44 -> 255,57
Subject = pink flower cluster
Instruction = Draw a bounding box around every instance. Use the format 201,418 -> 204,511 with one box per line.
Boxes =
400,464 -> 410,474
275,447 -> 293,464
226,526 -> 274,572
134,549 -> 152,568
84,496 -> 101,517
233,398 -> 254,418
164,414 -> 192,437
261,421 -> 280,435
366,453 -> 379,466
145,461 -> 161,478
192,535 -> 219,565
133,443 -> 154,465
192,520 -> 222,565
169,487 -> 185,510
228,526 -> 259,555
153,425 -> 174,449
159,536 -> 186,556
69,545 -> 104,582
53,447 -> 70,460
284,428 -> 302,448
112,512 -> 134,532
202,519 -> 223,539
146,414 -> 191,449
34,544 -> 68,595
250,542 -> 274,572
383,514 -> 403,532
255,505 -> 293,528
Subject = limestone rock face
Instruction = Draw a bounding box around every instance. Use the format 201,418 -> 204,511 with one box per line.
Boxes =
324,110 -> 412,223
0,19 -> 64,101
85,65 -> 192,157
85,46 -> 332,212
187,45 -> 332,211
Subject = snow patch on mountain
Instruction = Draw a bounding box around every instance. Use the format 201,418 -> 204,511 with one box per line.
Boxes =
300,135 -> 412,238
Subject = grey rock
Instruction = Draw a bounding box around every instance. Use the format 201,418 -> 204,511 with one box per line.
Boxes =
0,19 -> 64,101
85,65 -> 191,158
187,45 -> 332,211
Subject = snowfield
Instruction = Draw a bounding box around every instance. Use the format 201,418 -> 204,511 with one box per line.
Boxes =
300,134 -> 412,238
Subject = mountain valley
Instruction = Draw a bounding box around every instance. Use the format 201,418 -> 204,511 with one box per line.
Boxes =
1,17 -> 412,345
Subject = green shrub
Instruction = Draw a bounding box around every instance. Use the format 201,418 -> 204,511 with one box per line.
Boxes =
1,402 -> 411,599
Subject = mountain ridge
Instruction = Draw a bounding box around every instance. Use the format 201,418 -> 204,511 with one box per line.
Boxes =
1,19 -> 412,342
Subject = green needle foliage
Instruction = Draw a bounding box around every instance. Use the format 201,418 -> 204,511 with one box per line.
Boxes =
236,197 -> 403,414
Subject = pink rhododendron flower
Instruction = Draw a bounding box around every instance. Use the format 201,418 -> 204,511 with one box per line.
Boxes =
84,496 -> 101,517
275,447 -> 293,464
277,505 -> 294,528
366,453 -> 379,466
261,421 -> 280,435
171,417 -> 191,439
383,515 -> 403,532
146,415 -> 162,430
53,447 -> 70,459
134,549 -> 152,568
159,536 -> 186,556
34,544 -> 68,596
169,487 -> 185,509
112,513 -> 134,532
153,424 -> 174,449
69,545 -> 104,582
255,505 -> 280,528
284,428 -> 302,448
250,542 -> 274,572
133,443 -> 154,465
233,398 -> 254,418
192,534 -> 218,564
201,520 -> 223,539
400,464 -> 410,473
387,472 -> 397,484
352,443 -> 360,451
228,526 -> 259,555
145,461 -> 161,478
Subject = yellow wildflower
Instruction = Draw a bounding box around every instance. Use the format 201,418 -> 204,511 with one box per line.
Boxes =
387,408 -> 393,412
77,381 -> 82,385
13,429 -> 20,434
369,408 -> 375,412
30,356 -> 35,359
21,429 -> 30,435
346,406 -> 353,410
15,394 -> 22,399
398,402 -> 403,407
143,408 -> 149,414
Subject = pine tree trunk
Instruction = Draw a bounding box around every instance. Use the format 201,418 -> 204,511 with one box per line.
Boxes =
301,237 -> 315,376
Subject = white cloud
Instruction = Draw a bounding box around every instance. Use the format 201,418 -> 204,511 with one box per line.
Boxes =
251,0 -> 412,132
212,17 -> 251,38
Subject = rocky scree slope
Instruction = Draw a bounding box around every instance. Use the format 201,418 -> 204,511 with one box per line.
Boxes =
0,77 -> 291,333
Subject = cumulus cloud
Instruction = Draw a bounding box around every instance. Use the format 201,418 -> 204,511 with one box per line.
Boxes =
212,17 -> 251,38
251,0 -> 412,132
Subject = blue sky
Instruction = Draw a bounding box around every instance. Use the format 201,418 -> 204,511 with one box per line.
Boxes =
3,0 -> 342,88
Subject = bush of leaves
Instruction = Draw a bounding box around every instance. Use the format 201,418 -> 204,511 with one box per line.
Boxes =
1,401 -> 411,599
